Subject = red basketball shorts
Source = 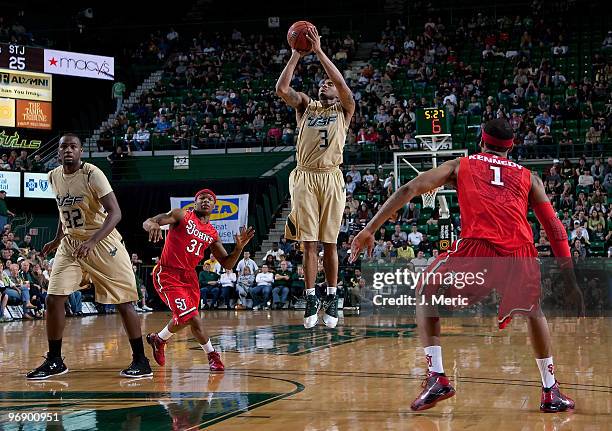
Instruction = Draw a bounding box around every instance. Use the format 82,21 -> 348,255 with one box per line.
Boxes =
417,238 -> 542,329
152,264 -> 200,325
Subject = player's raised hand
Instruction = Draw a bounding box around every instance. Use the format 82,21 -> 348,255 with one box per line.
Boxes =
350,229 -> 375,263
234,226 -> 255,249
291,48 -> 310,58
145,221 -> 163,243
305,26 -> 322,54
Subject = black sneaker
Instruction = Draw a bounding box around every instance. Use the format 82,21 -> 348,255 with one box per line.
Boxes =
322,294 -> 339,328
26,356 -> 69,380
303,294 -> 321,329
119,358 -> 153,378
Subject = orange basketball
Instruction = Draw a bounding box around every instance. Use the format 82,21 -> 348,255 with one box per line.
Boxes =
287,21 -> 316,53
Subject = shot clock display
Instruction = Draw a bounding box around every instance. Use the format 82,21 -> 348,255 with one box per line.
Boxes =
416,108 -> 451,136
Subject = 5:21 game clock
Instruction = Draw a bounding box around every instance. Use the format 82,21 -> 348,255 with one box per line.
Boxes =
416,108 -> 451,136
0,43 -> 45,72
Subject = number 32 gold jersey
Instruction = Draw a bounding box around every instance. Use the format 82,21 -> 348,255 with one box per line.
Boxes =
48,163 -> 116,240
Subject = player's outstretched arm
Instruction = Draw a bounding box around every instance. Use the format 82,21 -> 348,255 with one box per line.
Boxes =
306,27 -> 355,117
350,159 -> 459,261
210,226 -> 255,270
143,208 -> 185,243
529,173 -> 585,315
275,50 -> 310,117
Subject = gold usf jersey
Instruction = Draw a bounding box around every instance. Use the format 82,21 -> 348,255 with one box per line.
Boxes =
48,163 -> 117,240
296,100 -> 348,169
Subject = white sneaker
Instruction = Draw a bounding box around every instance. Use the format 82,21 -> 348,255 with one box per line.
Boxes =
141,305 -> 153,312
134,305 -> 143,312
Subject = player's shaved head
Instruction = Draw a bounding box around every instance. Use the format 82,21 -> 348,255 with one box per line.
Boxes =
59,133 -> 82,147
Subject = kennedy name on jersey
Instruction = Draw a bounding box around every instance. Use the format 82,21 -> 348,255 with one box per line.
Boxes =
469,154 -> 523,170
307,114 -> 337,127
56,193 -> 84,207
186,219 -> 214,243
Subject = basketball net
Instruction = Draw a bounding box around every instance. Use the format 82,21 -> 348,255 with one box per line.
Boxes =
421,187 -> 441,209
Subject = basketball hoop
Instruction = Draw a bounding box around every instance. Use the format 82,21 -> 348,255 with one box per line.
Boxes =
421,187 -> 441,209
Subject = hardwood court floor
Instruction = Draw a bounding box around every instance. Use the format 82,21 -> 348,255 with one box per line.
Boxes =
0,311 -> 610,430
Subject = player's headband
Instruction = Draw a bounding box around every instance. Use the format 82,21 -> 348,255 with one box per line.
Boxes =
195,188 -> 216,203
482,130 -> 514,149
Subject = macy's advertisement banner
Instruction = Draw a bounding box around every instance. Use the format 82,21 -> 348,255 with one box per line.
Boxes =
170,194 -> 249,244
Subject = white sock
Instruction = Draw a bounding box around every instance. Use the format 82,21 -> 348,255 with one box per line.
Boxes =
200,340 -> 215,353
306,288 -> 316,296
327,286 -> 337,295
536,357 -> 556,388
424,345 -> 444,374
158,324 -> 174,341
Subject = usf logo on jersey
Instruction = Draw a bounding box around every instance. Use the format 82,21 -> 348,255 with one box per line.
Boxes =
56,193 -> 84,207
306,114 -> 337,127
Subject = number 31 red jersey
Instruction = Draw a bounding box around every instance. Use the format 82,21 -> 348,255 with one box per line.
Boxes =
456,153 -> 534,254
160,209 -> 219,270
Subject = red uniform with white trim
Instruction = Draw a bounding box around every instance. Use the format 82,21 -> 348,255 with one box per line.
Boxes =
153,209 -> 219,324
420,153 -> 541,328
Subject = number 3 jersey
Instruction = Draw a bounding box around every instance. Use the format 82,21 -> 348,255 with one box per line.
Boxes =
456,153 -> 534,255
296,100 -> 348,170
48,162 -> 118,240
160,209 -> 219,271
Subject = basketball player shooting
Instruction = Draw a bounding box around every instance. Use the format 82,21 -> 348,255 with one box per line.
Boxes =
276,25 -> 355,329
351,119 -> 582,412
27,134 -> 152,380
143,190 -> 254,371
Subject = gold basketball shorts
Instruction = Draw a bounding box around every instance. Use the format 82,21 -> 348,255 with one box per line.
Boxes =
285,166 -> 345,243
48,230 -> 138,304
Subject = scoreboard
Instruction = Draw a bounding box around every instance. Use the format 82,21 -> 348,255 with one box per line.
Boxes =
0,43 -> 45,72
416,108 -> 451,136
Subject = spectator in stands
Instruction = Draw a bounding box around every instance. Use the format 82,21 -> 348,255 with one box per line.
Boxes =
603,31 -> 612,49
134,124 -> 151,151
155,115 -> 171,134
372,239 -> 386,261
411,251 -> 429,272
236,251 -> 258,275
199,262 -> 220,309
14,150 -> 31,171
0,191 -> 15,229
578,170 -> 594,188
264,242 -> 284,262
347,165 -> 361,184
427,249 -> 440,265
5,263 -> 35,319
236,266 -> 254,310
204,254 -> 222,274
219,268 -> 236,309
391,224 -> 407,246
590,158 -> 605,183
252,264 -> 274,310
402,202 -> 420,224
407,225 -> 424,248
112,80 -> 126,114
397,241 -> 415,262
570,223 -> 590,244
346,175 -> 357,194
272,261 -> 291,309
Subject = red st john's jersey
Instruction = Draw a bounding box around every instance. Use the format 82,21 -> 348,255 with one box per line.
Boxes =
456,153 -> 534,254
159,209 -> 219,270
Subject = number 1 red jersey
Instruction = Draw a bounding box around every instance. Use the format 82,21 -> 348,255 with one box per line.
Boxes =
159,209 -> 219,270
456,153 -> 534,254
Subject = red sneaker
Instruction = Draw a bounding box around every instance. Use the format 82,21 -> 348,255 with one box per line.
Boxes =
410,372 -> 456,411
146,333 -> 167,366
540,381 -> 575,413
207,351 -> 225,372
